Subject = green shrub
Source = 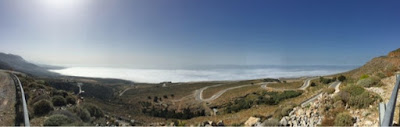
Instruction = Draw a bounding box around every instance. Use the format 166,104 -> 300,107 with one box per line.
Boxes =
44,114 -> 73,126
69,106 -> 91,122
376,72 -> 386,79
262,118 -> 279,126
52,96 -> 66,106
338,75 -> 346,82
66,96 -> 76,105
83,104 -> 104,118
33,100 -> 53,116
334,91 -> 351,104
343,84 -> 365,96
276,105 -> 294,119
360,74 -> 369,80
51,90 -> 68,98
349,91 -> 380,108
356,78 -> 377,87
334,113 -> 353,126
320,77 -> 333,84
324,88 -> 335,94
310,82 -> 316,87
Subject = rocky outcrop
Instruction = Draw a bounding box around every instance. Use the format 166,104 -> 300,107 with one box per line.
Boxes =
388,48 -> 400,57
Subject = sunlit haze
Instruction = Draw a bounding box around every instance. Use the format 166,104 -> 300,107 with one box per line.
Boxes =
1,0 -> 399,68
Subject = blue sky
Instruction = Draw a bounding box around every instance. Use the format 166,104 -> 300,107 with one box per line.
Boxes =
0,0 -> 399,68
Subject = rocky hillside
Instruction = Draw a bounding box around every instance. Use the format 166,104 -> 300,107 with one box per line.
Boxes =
0,52 -> 59,77
347,48 -> 400,78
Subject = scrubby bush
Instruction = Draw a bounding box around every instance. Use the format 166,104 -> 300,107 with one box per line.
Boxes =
310,82 -> 316,87
338,75 -> 346,82
52,96 -> 67,106
51,110 -> 81,122
321,117 -> 335,126
30,94 -> 50,105
33,100 -> 53,116
83,104 -> 104,118
333,100 -> 345,109
66,96 -> 76,105
51,90 -> 69,98
262,118 -> 280,126
343,84 -> 365,96
320,77 -> 336,84
69,106 -> 91,122
334,113 -> 353,126
356,78 -> 377,87
334,91 -> 351,104
324,88 -> 335,94
276,105 -> 294,119
44,114 -> 73,126
349,91 -> 380,108
376,72 -> 386,79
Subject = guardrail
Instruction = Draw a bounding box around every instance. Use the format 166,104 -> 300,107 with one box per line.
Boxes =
380,74 -> 400,126
12,74 -> 30,126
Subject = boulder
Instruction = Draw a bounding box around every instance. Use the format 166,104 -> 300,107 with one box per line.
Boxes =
245,117 -> 260,126
280,117 -> 288,126
217,120 -> 224,126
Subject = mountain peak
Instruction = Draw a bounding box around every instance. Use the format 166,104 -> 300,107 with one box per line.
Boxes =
388,48 -> 400,57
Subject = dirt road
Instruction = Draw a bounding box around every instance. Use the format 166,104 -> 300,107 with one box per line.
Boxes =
0,71 -> 16,125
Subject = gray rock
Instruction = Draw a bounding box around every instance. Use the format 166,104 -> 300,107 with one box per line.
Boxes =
280,117 -> 288,126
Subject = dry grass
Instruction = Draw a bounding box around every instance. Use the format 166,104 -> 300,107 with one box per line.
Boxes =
185,85 -> 326,125
202,80 -> 262,99
210,85 -> 263,106
267,81 -> 303,89
122,82 -> 223,103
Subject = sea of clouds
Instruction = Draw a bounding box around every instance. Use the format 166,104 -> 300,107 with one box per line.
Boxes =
50,65 -> 358,83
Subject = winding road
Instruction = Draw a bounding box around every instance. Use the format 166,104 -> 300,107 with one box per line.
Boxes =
194,77 -> 318,102
194,83 -> 268,102
261,77 -> 317,91
299,77 -> 318,90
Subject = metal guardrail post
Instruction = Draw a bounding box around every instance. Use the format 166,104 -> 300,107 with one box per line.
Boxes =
382,74 -> 400,126
379,103 -> 386,126
13,74 -> 30,126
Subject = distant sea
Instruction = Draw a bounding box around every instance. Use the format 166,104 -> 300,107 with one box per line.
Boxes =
50,65 -> 359,83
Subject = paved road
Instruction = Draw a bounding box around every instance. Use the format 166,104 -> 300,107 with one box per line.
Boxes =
261,77 -> 316,91
299,77 -> 318,90
119,87 -> 133,96
195,83 -> 268,102
195,77 -> 317,102
194,84 -> 224,102
301,81 -> 341,107
0,72 -> 16,125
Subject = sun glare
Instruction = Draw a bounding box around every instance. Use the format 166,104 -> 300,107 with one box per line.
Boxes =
38,0 -> 87,10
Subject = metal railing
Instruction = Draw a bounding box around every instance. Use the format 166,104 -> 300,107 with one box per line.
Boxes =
380,74 -> 400,126
12,74 -> 30,126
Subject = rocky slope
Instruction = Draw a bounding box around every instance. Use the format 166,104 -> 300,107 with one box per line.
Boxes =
347,48 -> 400,79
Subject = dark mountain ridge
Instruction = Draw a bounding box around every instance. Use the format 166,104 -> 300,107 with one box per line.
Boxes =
0,52 -> 59,77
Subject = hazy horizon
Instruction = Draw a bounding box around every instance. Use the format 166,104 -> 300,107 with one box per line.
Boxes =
1,0 -> 400,68
50,65 -> 358,83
